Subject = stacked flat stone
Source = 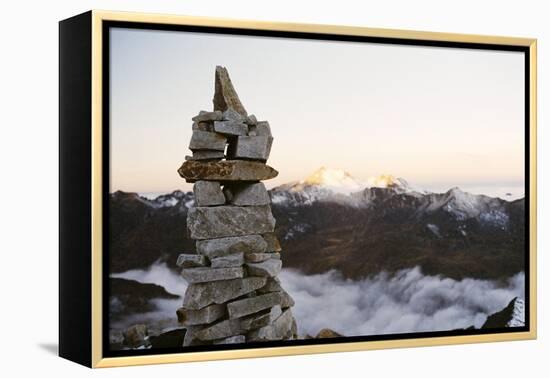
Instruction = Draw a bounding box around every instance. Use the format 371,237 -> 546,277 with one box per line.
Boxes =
175,66 -> 297,346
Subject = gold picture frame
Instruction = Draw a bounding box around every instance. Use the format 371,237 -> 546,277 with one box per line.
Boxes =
59,10 -> 537,368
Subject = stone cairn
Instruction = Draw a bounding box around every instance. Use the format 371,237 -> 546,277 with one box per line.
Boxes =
175,66 -> 297,346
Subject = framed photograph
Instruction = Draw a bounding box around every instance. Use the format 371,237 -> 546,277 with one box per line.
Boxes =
59,10 -> 537,368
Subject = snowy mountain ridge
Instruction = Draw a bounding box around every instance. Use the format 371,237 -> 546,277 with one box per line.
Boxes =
269,168 -> 521,230
132,168 -> 522,229
271,168 -> 420,207
119,190 -> 194,211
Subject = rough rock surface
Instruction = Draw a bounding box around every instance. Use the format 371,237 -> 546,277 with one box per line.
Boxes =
193,181 -> 225,206
183,277 -> 267,310
213,66 -> 248,116
176,254 -> 208,268
196,235 -> 267,259
214,120 -> 248,136
279,290 -> 295,308
250,121 -> 272,137
223,109 -> 244,121
177,304 -> 226,326
245,114 -> 258,125
257,277 -> 283,294
189,130 -> 227,151
181,266 -> 244,283
210,252 -> 245,268
233,135 -> 273,161
316,328 -> 343,338
246,258 -> 282,277
182,325 -> 205,346
192,110 -> 223,122
240,305 -> 282,330
187,205 -> 276,239
245,252 -> 277,263
227,182 -> 270,206
178,160 -> 278,182
227,292 -> 282,319
262,233 -> 282,252
197,318 -> 243,341
248,309 -> 294,341
192,121 -> 213,132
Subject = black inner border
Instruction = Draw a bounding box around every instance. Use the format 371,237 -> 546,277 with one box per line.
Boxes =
102,20 -> 531,359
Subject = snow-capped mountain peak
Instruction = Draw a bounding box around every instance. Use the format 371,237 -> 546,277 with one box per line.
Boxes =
418,186 -> 510,227
302,167 -> 363,194
270,167 -> 365,206
271,168 -> 427,206
368,174 -> 401,188
366,174 -> 418,194
135,190 -> 195,210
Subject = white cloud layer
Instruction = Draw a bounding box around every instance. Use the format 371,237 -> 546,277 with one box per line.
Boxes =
279,267 -> 524,337
110,263 -> 524,337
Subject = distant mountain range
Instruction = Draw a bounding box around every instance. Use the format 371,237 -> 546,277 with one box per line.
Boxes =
109,167 -> 525,281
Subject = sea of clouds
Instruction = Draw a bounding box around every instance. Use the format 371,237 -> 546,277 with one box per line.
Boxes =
280,267 -> 524,336
111,263 -> 524,337
110,263 -> 187,330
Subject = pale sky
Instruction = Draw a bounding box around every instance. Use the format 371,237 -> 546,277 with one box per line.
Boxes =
109,27 -> 525,194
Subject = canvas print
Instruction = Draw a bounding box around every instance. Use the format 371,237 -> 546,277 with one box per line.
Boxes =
106,27 -> 527,353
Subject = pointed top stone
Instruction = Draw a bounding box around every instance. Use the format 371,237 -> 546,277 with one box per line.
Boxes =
213,66 -> 247,117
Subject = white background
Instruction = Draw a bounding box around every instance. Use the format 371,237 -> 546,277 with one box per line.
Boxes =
0,0 -> 547,376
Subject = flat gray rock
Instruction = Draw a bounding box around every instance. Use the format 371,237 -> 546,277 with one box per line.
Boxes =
280,289 -> 295,308
258,277 -> 283,294
245,252 -> 280,263
213,66 -> 247,116
262,233 -> 282,252
185,150 -> 225,161
176,253 -> 208,268
222,109 -> 244,121
181,266 -> 244,284
248,121 -> 272,137
177,304 -> 225,326
192,110 -> 223,122
210,252 -> 244,268
233,135 -> 273,161
247,308 -> 294,341
214,120 -> 248,136
182,325 -> 205,346
178,160 -> 278,182
192,121 -> 213,132
240,305 -> 282,331
196,235 -> 267,259
212,335 -> 245,344
227,182 -> 270,206
187,205 -> 276,239
196,318 -> 243,341
183,277 -> 267,310
193,181 -> 226,206
227,292 -> 282,319
189,130 -> 227,151
246,258 -> 282,277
